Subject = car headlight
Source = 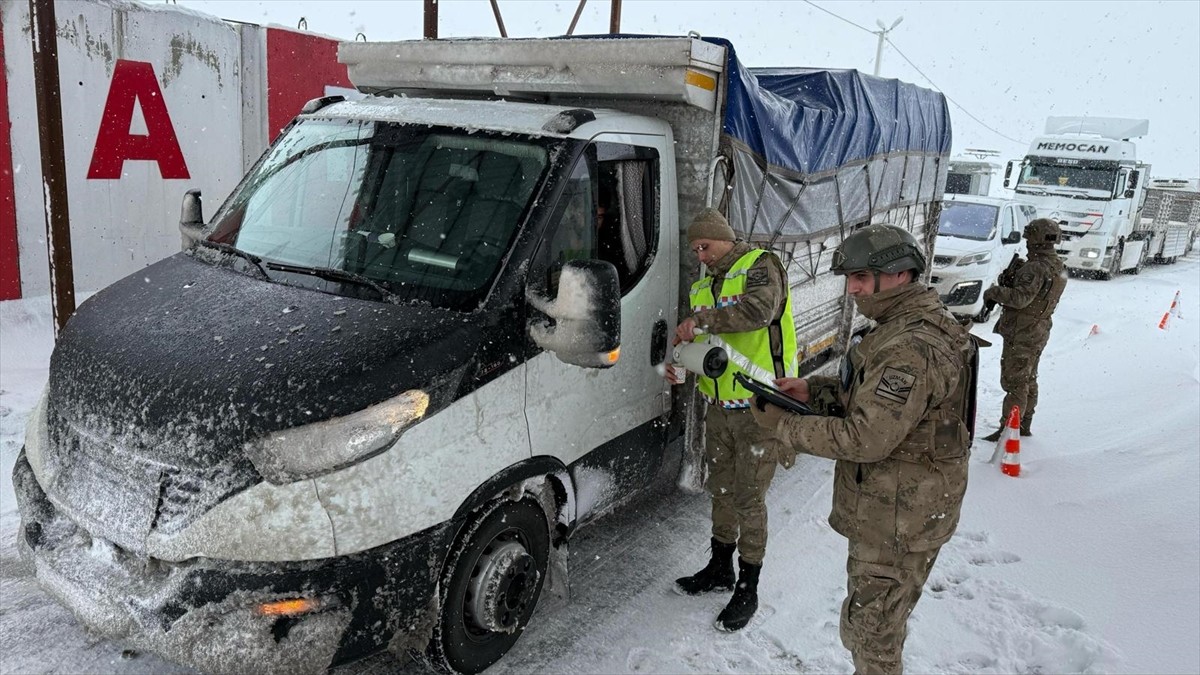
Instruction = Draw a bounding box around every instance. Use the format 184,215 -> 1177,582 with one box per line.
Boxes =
955,251 -> 992,266
1081,248 -> 1101,259
245,390 -> 430,484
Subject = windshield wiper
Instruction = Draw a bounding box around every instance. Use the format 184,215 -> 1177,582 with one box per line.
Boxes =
265,261 -> 396,301
195,239 -> 271,279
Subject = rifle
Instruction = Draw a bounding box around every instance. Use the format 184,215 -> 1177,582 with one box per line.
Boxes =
983,253 -> 1022,314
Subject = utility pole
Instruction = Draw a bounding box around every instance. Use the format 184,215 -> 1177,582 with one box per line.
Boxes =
872,16 -> 903,76
30,0 -> 76,337
424,0 -> 437,39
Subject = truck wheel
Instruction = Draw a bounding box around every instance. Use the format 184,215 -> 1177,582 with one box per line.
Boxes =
430,497 -> 549,674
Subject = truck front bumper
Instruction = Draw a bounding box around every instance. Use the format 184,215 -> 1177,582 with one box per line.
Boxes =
13,451 -> 450,674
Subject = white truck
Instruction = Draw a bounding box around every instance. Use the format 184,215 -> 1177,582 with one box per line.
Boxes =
13,36 -> 950,674
1005,116 -> 1151,279
1138,177 -> 1200,263
946,149 -> 1001,196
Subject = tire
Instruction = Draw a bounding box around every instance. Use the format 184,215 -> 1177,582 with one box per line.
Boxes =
429,497 -> 550,674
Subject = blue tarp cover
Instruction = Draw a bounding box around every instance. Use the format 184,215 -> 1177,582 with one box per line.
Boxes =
705,37 -> 951,178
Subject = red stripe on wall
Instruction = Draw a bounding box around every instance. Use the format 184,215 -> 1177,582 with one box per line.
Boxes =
265,28 -> 351,142
0,12 -> 22,300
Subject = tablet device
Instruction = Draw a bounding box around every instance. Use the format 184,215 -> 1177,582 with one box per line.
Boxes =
734,372 -> 818,416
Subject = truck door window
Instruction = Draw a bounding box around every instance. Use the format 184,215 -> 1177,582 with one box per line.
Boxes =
535,142 -> 660,296
999,206 -> 1015,239
596,142 -> 660,292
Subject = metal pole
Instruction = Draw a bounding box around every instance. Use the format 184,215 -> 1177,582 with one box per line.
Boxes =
489,0 -> 508,38
873,30 -> 885,76
608,0 -> 622,34
29,0 -> 75,338
423,0 -> 438,39
567,0 -> 587,36
872,17 -> 902,76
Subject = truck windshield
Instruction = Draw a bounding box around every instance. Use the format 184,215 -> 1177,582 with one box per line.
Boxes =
1016,162 -> 1115,195
937,202 -> 998,241
207,118 -> 552,310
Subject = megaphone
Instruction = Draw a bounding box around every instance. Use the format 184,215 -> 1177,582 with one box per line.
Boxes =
672,342 -> 728,378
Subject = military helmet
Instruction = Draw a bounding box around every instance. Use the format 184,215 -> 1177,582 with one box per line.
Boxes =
831,225 -> 927,276
1025,218 -> 1063,246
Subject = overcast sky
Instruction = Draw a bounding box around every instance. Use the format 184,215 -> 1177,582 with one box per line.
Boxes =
176,0 -> 1200,179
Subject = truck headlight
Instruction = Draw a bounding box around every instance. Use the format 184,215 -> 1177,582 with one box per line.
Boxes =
955,251 -> 992,266
245,390 -> 430,484
23,386 -> 50,482
1081,248 -> 1101,259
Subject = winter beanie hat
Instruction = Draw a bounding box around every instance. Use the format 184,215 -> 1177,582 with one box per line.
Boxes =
687,208 -> 736,243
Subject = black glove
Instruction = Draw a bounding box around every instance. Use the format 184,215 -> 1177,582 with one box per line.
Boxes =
749,396 -> 786,431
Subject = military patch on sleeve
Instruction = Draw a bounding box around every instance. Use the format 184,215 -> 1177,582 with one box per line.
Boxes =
874,367 -> 916,404
746,267 -> 769,287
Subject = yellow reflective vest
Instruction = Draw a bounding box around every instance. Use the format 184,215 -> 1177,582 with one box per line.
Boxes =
689,249 -> 797,408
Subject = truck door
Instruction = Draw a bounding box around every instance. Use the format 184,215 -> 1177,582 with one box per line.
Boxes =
524,135 -> 674,518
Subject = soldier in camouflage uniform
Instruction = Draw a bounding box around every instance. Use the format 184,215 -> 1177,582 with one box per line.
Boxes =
669,208 -> 795,632
980,218 -> 1068,441
749,225 -> 973,674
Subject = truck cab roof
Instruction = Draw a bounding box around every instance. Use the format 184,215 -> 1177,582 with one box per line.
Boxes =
311,97 -> 669,140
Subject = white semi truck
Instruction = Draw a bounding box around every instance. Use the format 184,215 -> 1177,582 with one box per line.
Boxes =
14,36 -> 950,674
1138,177 -> 1200,263
1005,117 -> 1151,279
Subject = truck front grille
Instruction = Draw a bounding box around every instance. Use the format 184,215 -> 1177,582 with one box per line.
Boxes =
45,415 -> 260,551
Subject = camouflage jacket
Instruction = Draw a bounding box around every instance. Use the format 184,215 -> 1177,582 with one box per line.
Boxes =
773,283 -> 971,553
983,248 -> 1067,338
691,241 -> 788,335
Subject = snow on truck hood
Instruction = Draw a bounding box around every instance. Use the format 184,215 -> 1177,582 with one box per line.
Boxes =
47,253 -> 480,472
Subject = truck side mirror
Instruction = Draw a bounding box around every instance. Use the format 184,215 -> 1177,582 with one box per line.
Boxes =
527,259 -> 622,368
1128,170 -> 1140,189
1002,230 -> 1021,245
1003,160 -> 1015,189
179,189 -> 204,250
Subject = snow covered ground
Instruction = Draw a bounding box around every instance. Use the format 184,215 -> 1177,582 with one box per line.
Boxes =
2,256 -> 1198,674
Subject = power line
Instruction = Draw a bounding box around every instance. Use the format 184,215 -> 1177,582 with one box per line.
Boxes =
885,37 -> 1027,145
801,0 -> 1027,147
800,0 -> 873,34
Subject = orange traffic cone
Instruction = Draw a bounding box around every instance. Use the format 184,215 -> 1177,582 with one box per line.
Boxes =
1000,406 -> 1021,477
1159,291 -> 1182,330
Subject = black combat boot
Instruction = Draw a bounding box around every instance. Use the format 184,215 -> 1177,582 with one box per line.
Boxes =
715,558 -> 761,632
1020,421 -> 1032,437
675,538 -> 736,595
980,427 -> 1003,442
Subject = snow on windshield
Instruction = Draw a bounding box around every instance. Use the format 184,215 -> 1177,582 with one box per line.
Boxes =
938,202 -> 998,241
205,119 -> 553,311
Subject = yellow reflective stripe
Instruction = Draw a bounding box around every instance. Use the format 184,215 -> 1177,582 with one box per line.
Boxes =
685,69 -> 717,91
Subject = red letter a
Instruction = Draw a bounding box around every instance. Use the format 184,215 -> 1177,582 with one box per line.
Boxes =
87,60 -> 189,180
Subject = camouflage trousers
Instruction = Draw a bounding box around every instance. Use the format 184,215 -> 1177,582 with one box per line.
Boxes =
999,330 -> 1051,428
704,405 -> 778,565
840,542 -> 941,675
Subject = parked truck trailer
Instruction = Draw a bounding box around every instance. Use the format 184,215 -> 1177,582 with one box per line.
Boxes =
1137,177 -> 1200,263
13,35 -> 951,674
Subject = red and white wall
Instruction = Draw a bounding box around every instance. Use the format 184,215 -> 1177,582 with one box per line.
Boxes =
0,0 -> 351,300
